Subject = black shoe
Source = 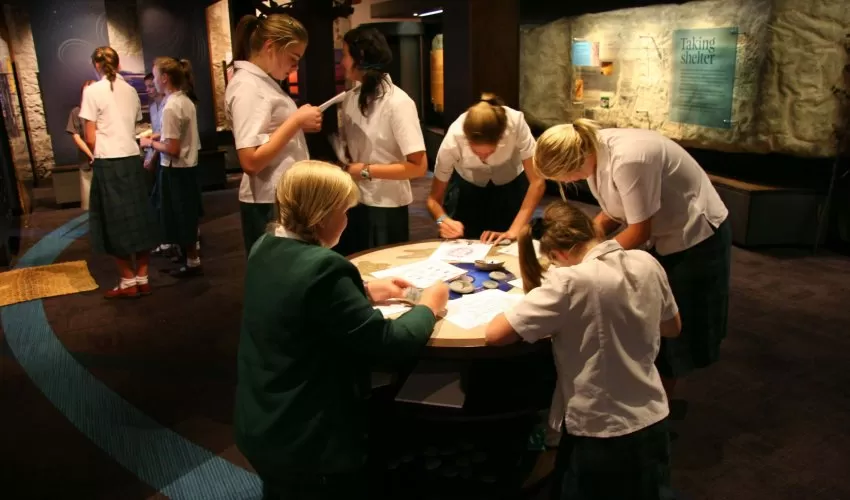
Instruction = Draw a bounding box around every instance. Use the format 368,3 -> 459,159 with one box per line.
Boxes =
169,265 -> 203,278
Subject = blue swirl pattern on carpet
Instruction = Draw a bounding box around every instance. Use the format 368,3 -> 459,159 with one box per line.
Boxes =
0,213 -> 262,499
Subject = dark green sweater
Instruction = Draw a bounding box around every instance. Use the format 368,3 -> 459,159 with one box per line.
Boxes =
235,234 -> 436,478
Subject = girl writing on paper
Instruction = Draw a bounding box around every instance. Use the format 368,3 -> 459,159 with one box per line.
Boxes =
485,201 -> 681,500
533,120 -> 731,403
140,57 -> 202,278
334,26 -> 428,256
235,160 -> 448,499
80,46 -> 160,299
225,13 -> 323,254
65,79 -> 95,209
426,94 -> 546,244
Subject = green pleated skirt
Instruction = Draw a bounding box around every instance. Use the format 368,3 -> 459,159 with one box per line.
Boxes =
333,204 -> 409,257
158,166 -> 202,247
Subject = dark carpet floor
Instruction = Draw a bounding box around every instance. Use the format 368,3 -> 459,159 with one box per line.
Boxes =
2,175 -> 850,499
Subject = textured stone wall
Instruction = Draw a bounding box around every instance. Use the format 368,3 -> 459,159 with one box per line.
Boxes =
105,0 -> 144,74
206,0 -> 230,131
520,0 -> 850,158
2,5 -> 52,180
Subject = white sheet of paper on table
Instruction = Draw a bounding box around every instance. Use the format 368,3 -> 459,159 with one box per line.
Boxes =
508,278 -> 523,289
370,259 -> 467,289
444,289 -> 523,330
497,239 -> 541,258
429,239 -> 493,263
374,303 -> 412,317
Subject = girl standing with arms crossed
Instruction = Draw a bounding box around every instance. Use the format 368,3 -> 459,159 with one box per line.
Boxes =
486,201 -> 681,500
533,120 -> 732,402
140,57 -> 202,278
335,26 -> 428,256
225,13 -> 323,254
426,93 -> 545,243
80,46 -> 160,299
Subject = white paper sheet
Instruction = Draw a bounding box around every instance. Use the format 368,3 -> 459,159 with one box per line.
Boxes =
374,303 -> 412,317
497,239 -> 541,258
318,90 -> 348,111
508,278 -> 523,289
370,260 -> 467,289
429,239 -> 493,263
444,289 -> 523,330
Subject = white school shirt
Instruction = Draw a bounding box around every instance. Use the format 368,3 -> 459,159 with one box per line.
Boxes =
226,61 -> 309,204
79,74 -> 142,159
150,98 -> 164,134
434,107 -> 536,187
341,75 -> 425,207
160,91 -> 200,168
588,128 -> 728,256
505,240 -> 676,438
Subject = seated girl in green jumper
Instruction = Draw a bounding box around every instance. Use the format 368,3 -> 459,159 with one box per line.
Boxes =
486,201 -> 681,500
235,160 -> 449,500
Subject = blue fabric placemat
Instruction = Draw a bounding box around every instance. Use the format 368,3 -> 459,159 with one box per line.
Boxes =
448,263 -> 517,300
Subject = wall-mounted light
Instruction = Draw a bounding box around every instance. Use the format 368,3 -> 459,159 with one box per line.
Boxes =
414,9 -> 443,17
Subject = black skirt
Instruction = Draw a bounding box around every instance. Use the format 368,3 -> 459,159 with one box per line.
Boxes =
88,156 -> 161,257
240,202 -> 275,255
653,219 -> 733,378
158,167 -> 202,247
550,419 -> 675,500
447,171 -> 529,240
333,204 -> 409,257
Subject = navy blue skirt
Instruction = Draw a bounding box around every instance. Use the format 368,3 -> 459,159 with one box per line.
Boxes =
653,220 -> 733,378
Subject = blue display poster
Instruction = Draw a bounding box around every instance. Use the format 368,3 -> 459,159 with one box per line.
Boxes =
669,27 -> 739,129
571,40 -> 599,67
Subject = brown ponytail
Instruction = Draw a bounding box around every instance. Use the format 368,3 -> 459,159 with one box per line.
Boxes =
153,57 -> 198,102
232,14 -> 308,65
463,93 -> 508,145
91,46 -> 119,91
344,26 -> 392,117
518,200 -> 599,293
179,59 -> 198,102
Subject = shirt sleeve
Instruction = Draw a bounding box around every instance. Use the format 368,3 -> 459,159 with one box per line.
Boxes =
390,96 -> 426,157
612,161 -> 662,225
229,90 -> 273,150
515,113 -> 536,161
503,277 -> 572,343
66,108 -> 80,135
433,134 -> 460,182
315,257 -> 437,363
654,260 -> 679,321
160,105 -> 181,141
78,87 -> 97,123
135,94 -> 143,123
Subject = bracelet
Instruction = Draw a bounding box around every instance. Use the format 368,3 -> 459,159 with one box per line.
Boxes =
363,280 -> 372,301
436,215 -> 446,225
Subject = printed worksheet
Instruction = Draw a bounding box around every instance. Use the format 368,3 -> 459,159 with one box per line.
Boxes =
374,303 -> 411,317
429,239 -> 493,263
497,239 -> 541,258
444,289 -> 523,330
370,260 -> 467,289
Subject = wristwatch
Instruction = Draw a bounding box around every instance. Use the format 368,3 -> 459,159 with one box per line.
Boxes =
360,164 -> 372,180
436,215 -> 446,225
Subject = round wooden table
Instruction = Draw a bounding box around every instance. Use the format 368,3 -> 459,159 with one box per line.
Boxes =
349,239 -> 530,350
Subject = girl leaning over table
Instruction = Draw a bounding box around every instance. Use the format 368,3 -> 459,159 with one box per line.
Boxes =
485,200 -> 681,500
533,119 -> 732,404
235,160 -> 449,500
334,26 -> 428,256
225,13 -> 323,254
80,46 -> 160,299
140,57 -> 202,278
426,93 -> 546,244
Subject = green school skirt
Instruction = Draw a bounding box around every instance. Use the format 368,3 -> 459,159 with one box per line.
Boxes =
158,166 -> 202,247
88,156 -> 161,257
550,419 -> 675,500
240,202 -> 275,255
448,171 -> 529,240
653,219 -> 733,378
333,204 -> 409,257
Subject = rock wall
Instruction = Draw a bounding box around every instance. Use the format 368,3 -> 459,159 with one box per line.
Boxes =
105,0 -> 144,74
206,0 -> 230,131
2,4 -> 52,180
520,0 -> 850,158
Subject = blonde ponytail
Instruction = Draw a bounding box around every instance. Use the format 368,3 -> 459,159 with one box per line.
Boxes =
91,46 -> 120,91
463,92 -> 508,145
534,119 -> 601,179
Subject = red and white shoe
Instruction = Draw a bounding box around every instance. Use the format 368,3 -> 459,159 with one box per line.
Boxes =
104,285 -> 139,299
